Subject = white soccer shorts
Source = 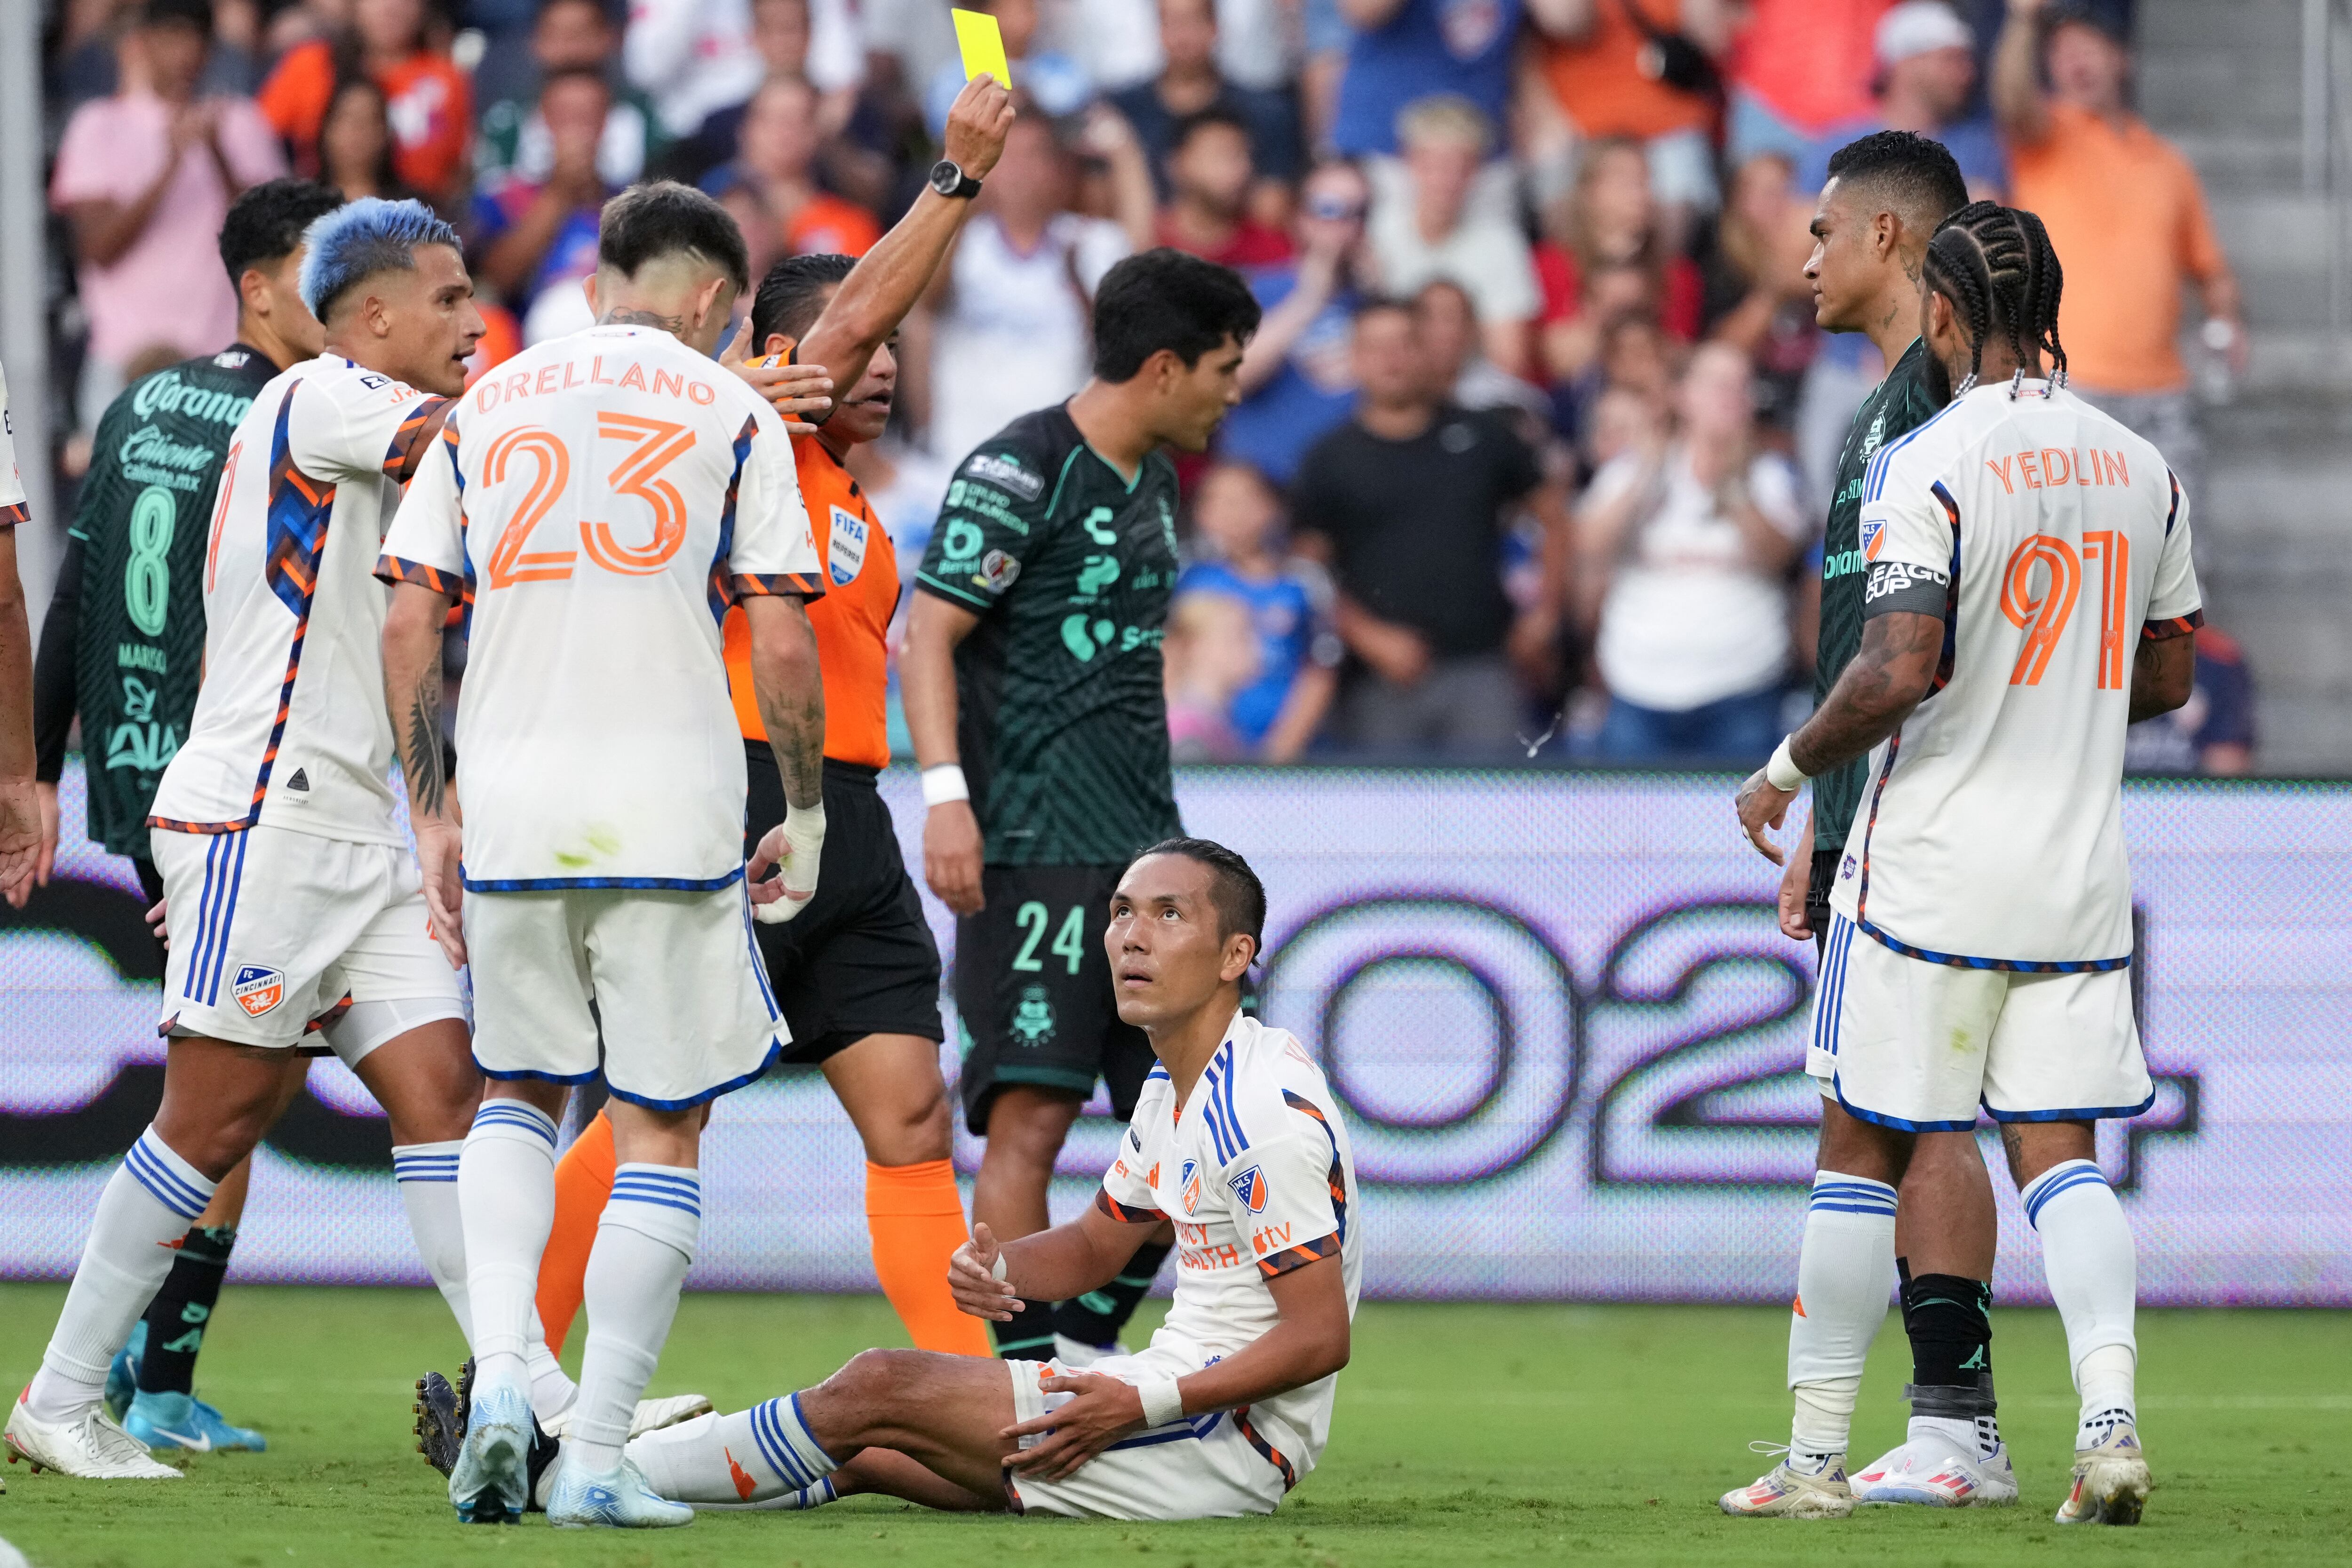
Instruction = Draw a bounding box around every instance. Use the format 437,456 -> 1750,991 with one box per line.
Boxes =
1807,913 -> 2152,1130
463,883 -> 784,1109
1003,1348 -> 1293,1520
153,823 -> 464,1065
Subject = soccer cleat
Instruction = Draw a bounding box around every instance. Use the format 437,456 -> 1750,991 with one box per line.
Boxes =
413,1369 -> 463,1477
123,1390 -> 269,1453
1052,1334 -> 1127,1369
105,1321 -> 148,1422
448,1379 -> 535,1524
546,1453 -> 695,1529
1851,1430 -> 2017,1507
4,1393 -> 183,1480
1719,1445 -> 1854,1519
542,1392 -> 715,1441
2055,1424 -> 2151,1526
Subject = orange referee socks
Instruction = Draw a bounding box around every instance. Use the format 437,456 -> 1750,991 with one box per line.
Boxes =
866,1159 -> 992,1356
534,1109 -> 615,1358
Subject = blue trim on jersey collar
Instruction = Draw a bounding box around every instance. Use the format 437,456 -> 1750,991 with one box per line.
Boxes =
460,868 -> 748,893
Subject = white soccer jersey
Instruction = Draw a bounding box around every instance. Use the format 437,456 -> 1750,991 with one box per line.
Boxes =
379,324 -> 822,888
1,365 -> 29,527
1096,1011 -> 1362,1485
149,355 -> 451,843
1828,379 -> 2202,965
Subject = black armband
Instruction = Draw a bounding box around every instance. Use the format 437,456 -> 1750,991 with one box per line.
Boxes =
1861,560 -> 1951,620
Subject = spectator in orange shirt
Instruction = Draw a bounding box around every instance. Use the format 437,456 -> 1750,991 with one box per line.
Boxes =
1526,0 -> 1735,227
699,75 -> 882,272
256,0 -> 473,205
1724,0 -> 1894,169
1993,0 -> 2243,520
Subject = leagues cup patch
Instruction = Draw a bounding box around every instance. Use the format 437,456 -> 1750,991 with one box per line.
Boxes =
1229,1165 -> 1268,1213
231,965 -> 286,1017
1860,517 -> 1885,561
977,549 -> 1021,593
827,504 -> 868,587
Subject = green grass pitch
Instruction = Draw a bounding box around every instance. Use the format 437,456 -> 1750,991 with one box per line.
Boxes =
2,1285 -> 2346,1566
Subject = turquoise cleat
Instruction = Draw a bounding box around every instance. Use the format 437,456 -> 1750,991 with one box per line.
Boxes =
105,1320 -> 148,1422
123,1389 -> 269,1453
546,1455 -> 695,1529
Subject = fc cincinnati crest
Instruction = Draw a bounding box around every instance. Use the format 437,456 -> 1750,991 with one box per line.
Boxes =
826,504 -> 867,587
1180,1159 -> 1202,1215
231,965 -> 285,1017
1228,1166 -> 1268,1214
1859,518 -> 1885,561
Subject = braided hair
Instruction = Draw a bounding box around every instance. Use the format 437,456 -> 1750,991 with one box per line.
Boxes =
1922,201 -> 2068,395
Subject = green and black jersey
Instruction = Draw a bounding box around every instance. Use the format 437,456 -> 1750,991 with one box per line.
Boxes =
49,347 -> 274,858
916,404 -> 1184,868
1813,336 -> 1945,853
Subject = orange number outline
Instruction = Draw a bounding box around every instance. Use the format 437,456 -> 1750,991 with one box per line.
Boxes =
2081,529 -> 2130,691
1998,533 -> 2082,686
580,414 -> 695,575
483,427 -> 577,589
205,440 -> 241,592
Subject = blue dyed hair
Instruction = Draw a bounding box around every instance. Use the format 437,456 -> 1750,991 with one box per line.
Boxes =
298,197 -> 462,320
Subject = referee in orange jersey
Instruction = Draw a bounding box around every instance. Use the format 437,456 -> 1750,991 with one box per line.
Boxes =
536,77 -> 1017,1359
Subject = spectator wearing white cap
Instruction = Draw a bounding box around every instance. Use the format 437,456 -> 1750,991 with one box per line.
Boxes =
1795,2 -> 2007,201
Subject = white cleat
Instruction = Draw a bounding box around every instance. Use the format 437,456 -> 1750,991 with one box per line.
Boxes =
541,1393 -> 714,1442
2055,1425 -> 2151,1526
1851,1431 -> 2018,1507
1719,1446 -> 1854,1518
1052,1335 -> 1127,1369
4,1394 -> 183,1480
448,1381 -> 534,1524
547,1453 -> 695,1529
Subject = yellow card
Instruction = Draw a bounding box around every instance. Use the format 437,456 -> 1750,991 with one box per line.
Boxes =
952,8 -> 1012,88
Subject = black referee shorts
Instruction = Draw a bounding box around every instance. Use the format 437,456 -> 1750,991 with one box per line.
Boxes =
953,863 -> 1157,1137
743,747 -> 945,1065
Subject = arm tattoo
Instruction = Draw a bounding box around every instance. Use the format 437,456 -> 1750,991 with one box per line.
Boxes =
757,600 -> 826,812
405,668 -> 447,820
598,306 -> 685,332
1789,612 -> 1944,777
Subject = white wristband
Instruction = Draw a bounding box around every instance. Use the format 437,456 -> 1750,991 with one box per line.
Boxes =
922,764 -> 970,808
990,1250 -> 1008,1282
1765,736 -> 1811,794
1136,1374 -> 1185,1430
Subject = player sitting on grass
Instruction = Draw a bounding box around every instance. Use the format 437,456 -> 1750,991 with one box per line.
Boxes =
1726,201 -> 2199,1527
450,839 -> 1358,1520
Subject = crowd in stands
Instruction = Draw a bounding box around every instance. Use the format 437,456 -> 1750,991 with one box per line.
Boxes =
37,0 -> 2257,769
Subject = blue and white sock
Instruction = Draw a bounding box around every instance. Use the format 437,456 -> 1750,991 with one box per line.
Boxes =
459,1099 -> 559,1381
629,1399 -> 841,1505
1786,1170 -> 1899,1464
27,1127 -> 218,1420
392,1140 -> 470,1344
2023,1158 -> 2138,1447
568,1165 -> 702,1473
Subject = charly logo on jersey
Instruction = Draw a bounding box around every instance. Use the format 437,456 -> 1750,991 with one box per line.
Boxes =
962,452 -> 1043,501
1859,518 -> 1885,561
827,504 -> 867,587
230,966 -> 286,1018
1228,1165 -> 1268,1214
1009,985 -> 1057,1046
1180,1159 -> 1203,1215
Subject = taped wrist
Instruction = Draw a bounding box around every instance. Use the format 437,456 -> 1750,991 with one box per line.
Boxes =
780,802 -> 826,894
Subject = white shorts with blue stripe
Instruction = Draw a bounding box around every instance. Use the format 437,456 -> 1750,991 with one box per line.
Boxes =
153,822 -> 462,1062
1806,912 -> 2152,1132
463,882 -> 783,1110
1005,1345 -> 1294,1520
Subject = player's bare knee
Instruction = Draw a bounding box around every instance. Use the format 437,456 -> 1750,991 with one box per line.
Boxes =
815,1348 -> 932,1440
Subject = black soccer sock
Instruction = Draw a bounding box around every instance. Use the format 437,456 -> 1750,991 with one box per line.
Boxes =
1050,1241 -> 1172,1351
136,1225 -> 238,1395
1903,1273 -> 1993,1387
991,1297 -> 1059,1361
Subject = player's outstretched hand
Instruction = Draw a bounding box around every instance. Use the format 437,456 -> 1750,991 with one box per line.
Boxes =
0,774 -> 40,907
1778,812 -> 1815,941
1001,1373 -> 1146,1482
719,319 -> 833,434
941,74 -> 1017,180
414,819 -> 468,968
949,1222 -> 1023,1320
1734,768 -> 1797,866
923,798 -> 985,915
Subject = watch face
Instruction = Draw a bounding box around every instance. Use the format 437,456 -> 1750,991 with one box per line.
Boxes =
931,160 -> 961,195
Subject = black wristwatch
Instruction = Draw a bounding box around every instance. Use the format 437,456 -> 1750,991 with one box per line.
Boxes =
929,159 -> 982,199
